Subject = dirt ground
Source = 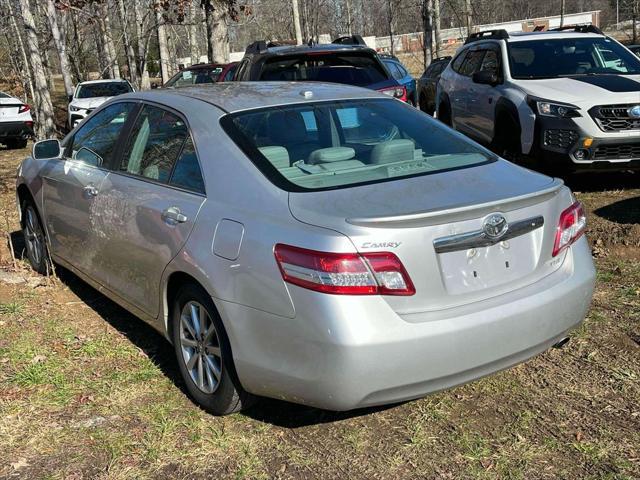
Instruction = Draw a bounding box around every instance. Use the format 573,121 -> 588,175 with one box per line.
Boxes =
0,142 -> 638,480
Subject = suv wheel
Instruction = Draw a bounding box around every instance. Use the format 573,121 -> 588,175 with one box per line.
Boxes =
492,113 -> 522,161
438,98 -> 452,126
172,284 -> 256,415
420,94 -> 433,115
6,138 -> 27,150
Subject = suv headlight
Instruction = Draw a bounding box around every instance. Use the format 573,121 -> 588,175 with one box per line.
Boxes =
531,98 -> 581,118
69,105 -> 82,112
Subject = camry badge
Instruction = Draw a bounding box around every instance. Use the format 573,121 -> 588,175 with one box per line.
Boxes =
483,213 -> 509,240
628,105 -> 640,118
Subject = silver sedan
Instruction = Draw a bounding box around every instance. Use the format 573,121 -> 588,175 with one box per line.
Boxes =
16,82 -> 596,415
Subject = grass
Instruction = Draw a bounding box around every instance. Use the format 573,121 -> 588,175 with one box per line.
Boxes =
0,143 -> 638,478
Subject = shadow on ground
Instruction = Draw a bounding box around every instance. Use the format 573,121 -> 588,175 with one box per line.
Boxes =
593,196 -> 640,225
562,170 -> 640,192
8,228 -> 393,428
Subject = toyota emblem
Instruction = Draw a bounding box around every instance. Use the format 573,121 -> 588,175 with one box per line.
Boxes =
483,213 -> 509,239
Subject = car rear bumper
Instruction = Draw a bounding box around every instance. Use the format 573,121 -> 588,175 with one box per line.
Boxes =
0,121 -> 33,139
218,238 -> 595,411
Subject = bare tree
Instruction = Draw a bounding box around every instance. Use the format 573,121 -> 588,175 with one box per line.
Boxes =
202,0 -> 230,63
46,0 -> 74,98
155,1 -> 170,82
292,0 -> 303,44
134,0 -> 151,89
17,0 -> 55,138
116,0 -> 138,84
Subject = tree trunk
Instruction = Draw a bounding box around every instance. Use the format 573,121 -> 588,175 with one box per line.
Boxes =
156,4 -> 170,83
116,0 -> 138,85
422,0 -> 433,69
345,0 -> 352,36
387,0 -> 395,55
433,0 -> 441,57
17,0 -> 56,138
99,2 -> 121,78
46,0 -> 74,97
203,0 -> 230,63
291,0 -> 302,44
5,0 -> 35,104
188,1 -> 199,64
133,0 -> 150,89
560,0 -> 566,27
464,0 -> 473,35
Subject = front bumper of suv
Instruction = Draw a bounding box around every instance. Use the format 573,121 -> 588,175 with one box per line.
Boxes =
534,113 -> 640,171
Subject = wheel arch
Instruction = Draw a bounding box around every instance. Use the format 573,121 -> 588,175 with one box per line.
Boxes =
494,97 -> 523,154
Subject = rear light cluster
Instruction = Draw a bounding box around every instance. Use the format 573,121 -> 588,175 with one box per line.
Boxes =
552,201 -> 586,257
379,86 -> 407,103
18,104 -> 30,114
274,244 -> 415,296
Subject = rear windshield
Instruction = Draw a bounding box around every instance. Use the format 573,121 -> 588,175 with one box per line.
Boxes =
165,67 -> 224,87
77,82 -> 132,98
222,99 -> 494,192
508,37 -> 640,78
259,52 -> 389,86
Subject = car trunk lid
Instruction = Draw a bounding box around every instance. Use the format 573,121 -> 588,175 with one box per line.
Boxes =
288,160 -> 572,316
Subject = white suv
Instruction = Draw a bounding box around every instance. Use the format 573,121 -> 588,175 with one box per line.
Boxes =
67,79 -> 134,130
0,91 -> 33,149
437,25 -> 640,172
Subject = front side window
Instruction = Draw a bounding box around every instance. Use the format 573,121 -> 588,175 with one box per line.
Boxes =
120,105 -> 188,183
460,50 -> 486,76
480,50 -> 500,74
76,82 -> 132,99
223,99 -> 494,192
508,37 -> 640,78
68,102 -> 134,167
260,53 -> 389,85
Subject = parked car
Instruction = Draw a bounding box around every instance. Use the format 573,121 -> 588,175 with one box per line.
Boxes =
417,56 -> 451,115
159,62 -> 238,88
67,79 -> 134,130
380,54 -> 417,106
437,25 -> 640,172
627,44 -> 640,57
234,35 -> 409,102
0,91 -> 33,149
17,82 -> 595,415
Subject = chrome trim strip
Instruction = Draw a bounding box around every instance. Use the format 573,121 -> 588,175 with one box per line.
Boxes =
433,216 -> 544,254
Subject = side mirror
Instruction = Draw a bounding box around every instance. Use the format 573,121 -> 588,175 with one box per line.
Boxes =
32,139 -> 61,160
472,70 -> 499,86
151,82 -> 159,89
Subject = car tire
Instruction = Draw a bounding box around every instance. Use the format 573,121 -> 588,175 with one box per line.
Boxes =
172,283 -> 256,415
21,200 -> 50,275
491,113 -> 522,161
6,138 -> 27,150
438,98 -> 452,126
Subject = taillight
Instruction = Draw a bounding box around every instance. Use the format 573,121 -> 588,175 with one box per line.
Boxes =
552,201 -> 586,257
274,244 -> 415,296
379,86 -> 407,102
18,104 -> 30,114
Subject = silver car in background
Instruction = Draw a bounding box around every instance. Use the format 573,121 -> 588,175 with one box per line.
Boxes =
16,83 -> 595,415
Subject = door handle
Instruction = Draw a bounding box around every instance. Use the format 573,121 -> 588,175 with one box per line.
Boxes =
162,206 -> 188,225
83,185 -> 98,198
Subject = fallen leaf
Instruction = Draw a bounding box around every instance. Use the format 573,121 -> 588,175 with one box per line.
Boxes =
576,430 -> 583,442
30,355 -> 47,364
10,458 -> 28,470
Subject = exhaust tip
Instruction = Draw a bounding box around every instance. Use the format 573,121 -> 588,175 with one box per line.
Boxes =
553,337 -> 570,349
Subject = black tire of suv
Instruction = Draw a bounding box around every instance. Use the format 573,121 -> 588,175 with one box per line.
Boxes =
492,113 -> 522,161
420,94 -> 433,115
172,283 -> 257,416
6,138 -> 27,150
437,98 -> 452,126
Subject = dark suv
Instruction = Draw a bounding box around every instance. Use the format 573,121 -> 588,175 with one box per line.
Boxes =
233,35 -> 407,102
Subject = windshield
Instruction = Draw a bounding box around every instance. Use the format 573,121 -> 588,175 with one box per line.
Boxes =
260,53 -> 389,86
165,67 -> 225,87
508,37 -> 640,79
222,99 -> 494,192
77,82 -> 132,99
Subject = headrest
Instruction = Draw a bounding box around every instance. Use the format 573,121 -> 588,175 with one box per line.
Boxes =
370,139 -> 415,164
258,146 -> 290,169
308,147 -> 355,164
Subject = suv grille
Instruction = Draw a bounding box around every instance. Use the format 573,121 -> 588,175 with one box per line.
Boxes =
593,143 -> 640,160
590,104 -> 640,132
543,129 -> 579,149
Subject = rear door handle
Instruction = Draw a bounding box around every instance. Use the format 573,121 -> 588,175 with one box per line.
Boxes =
162,206 -> 188,225
83,184 -> 98,198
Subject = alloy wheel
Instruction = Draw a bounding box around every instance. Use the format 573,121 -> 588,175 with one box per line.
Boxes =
24,205 -> 44,267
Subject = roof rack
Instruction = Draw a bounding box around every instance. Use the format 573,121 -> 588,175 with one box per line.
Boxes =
549,24 -> 603,35
332,35 -> 367,46
464,29 -> 509,44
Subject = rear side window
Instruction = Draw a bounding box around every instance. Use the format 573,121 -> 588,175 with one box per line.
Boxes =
451,52 -> 467,73
259,53 -> 389,86
170,138 -> 205,194
120,105 -> 188,183
222,99 -> 494,192
165,67 -> 224,87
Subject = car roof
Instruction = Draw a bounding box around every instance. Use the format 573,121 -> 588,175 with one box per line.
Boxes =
506,31 -> 605,43
121,82 -> 384,113
78,79 -> 130,85
184,62 -> 236,70
257,43 -> 375,56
